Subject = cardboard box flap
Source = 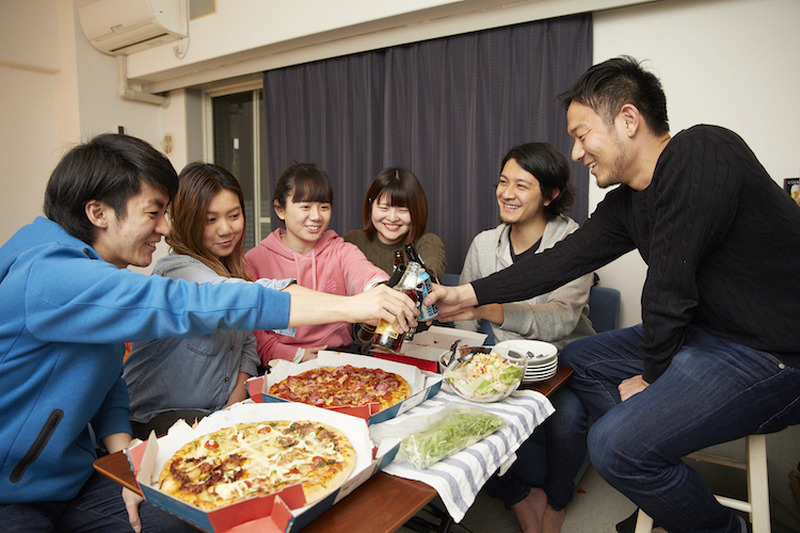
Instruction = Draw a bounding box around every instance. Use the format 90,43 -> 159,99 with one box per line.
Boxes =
408,325 -> 487,348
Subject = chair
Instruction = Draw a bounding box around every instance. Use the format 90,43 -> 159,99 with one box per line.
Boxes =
634,433 -> 770,533
587,285 -> 620,333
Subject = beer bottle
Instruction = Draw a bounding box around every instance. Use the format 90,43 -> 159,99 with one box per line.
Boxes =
403,242 -> 439,284
371,265 -> 418,353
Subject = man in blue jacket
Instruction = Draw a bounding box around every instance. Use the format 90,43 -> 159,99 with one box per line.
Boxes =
0,133 -> 417,532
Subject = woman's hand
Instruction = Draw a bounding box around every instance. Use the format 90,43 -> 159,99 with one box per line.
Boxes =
301,345 -> 326,361
223,372 -> 251,407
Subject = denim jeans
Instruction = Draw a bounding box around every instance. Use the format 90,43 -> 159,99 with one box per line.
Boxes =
561,324 -> 800,533
484,383 -> 590,511
0,470 -> 198,532
541,384 -> 590,511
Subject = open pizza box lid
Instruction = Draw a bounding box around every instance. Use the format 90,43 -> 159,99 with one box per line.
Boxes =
247,351 -> 443,425
127,402 -> 400,533
374,326 -> 489,372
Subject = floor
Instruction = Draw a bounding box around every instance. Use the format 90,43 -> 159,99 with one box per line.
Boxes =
398,425 -> 800,533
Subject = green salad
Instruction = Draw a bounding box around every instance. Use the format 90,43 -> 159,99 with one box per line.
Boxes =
400,406 -> 506,469
444,351 -> 525,402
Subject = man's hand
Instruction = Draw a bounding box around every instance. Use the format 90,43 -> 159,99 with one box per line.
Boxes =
122,487 -> 144,533
423,283 -> 479,322
619,375 -> 649,401
347,283 -> 418,331
285,283 -> 417,331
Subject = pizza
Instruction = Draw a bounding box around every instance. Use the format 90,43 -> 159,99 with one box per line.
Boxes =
158,420 -> 356,510
269,365 -> 412,411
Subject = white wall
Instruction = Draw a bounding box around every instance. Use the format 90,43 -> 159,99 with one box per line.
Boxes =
0,0 -> 61,244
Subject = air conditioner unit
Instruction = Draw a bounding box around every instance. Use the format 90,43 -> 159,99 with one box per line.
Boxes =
78,0 -> 188,56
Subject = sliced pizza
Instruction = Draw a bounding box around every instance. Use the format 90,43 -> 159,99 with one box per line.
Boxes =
268,365 -> 412,411
158,420 -> 356,510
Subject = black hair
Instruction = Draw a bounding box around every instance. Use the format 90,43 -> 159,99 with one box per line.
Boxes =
272,162 -> 334,210
43,133 -> 177,244
558,55 -> 669,135
501,142 -> 573,220
362,167 -> 428,243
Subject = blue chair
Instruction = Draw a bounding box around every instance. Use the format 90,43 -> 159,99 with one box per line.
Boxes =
442,273 -> 460,287
441,273 -> 495,344
587,285 -> 621,333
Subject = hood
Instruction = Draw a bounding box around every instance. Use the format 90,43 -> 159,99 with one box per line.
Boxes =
255,229 -> 342,290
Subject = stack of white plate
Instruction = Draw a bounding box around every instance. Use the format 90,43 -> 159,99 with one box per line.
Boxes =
494,339 -> 559,383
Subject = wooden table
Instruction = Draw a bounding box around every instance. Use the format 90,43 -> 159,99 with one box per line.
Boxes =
94,366 -> 572,533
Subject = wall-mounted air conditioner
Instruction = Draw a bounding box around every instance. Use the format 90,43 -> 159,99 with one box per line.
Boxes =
78,0 -> 188,56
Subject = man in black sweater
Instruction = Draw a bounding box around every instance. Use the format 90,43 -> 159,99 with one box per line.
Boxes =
427,56 -> 800,533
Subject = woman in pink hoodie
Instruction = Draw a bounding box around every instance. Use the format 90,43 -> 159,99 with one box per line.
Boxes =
245,163 -> 389,365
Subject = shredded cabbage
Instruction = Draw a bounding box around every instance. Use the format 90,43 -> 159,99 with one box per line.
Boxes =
400,406 -> 506,469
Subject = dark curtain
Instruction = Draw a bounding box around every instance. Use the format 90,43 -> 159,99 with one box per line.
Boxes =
263,14 -> 592,274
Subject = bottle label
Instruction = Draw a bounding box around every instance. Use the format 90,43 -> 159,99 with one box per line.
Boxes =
374,321 -> 400,337
415,270 -> 439,320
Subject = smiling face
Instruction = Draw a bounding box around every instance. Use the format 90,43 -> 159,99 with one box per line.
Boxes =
496,158 -> 550,228
274,194 -> 331,255
202,189 -> 244,259
91,181 -> 170,268
370,193 -> 412,244
567,101 -> 629,189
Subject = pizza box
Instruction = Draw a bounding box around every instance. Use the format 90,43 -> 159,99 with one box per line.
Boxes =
247,351 -> 443,425
127,401 -> 401,533
374,326 -> 488,372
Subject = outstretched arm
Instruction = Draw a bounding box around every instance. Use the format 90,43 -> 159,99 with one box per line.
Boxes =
423,283 -> 479,323
284,283 -> 418,331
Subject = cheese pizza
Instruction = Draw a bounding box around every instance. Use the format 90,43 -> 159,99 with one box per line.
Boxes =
269,364 -> 412,411
158,420 -> 356,510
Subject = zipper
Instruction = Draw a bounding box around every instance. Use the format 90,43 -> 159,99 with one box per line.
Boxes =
10,409 -> 63,483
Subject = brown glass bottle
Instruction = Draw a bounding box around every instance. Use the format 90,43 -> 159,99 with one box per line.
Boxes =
371,267 -> 418,353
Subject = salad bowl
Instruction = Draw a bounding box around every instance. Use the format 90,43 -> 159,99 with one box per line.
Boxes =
439,345 -> 526,403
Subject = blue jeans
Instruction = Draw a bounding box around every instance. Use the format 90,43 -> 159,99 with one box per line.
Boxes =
561,324 -> 800,533
0,470 -> 198,532
485,383 -> 590,511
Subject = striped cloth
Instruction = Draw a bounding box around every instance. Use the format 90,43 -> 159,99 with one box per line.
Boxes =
381,388 -> 554,522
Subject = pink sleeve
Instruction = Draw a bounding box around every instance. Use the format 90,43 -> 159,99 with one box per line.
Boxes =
254,329 -> 296,364
338,241 -> 389,294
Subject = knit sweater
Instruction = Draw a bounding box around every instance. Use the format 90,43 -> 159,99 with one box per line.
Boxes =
472,125 -> 800,382
342,230 -> 447,282
457,216 -> 595,350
